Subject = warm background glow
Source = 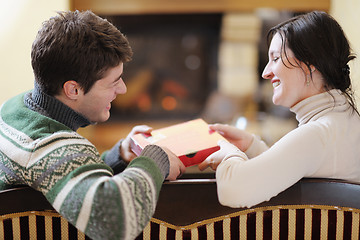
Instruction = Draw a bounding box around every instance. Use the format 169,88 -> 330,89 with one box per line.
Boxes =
0,0 -> 358,109
330,0 -> 360,105
0,0 -> 69,104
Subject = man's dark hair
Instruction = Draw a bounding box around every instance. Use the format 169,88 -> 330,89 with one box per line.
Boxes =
31,10 -> 133,96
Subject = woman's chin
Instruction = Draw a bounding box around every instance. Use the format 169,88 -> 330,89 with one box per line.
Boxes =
272,96 -> 280,106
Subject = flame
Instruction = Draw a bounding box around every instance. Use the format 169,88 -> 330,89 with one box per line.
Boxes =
161,96 -> 177,111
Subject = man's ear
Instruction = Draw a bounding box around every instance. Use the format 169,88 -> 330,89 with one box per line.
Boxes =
63,80 -> 81,100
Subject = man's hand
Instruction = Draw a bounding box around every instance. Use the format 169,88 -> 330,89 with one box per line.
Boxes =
160,146 -> 186,181
120,125 -> 152,163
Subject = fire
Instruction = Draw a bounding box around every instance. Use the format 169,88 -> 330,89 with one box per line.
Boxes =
161,96 -> 177,111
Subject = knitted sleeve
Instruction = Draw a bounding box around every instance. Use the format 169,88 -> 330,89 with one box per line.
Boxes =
216,123 -> 327,208
245,134 -> 269,158
27,133 -> 168,240
102,140 -> 170,177
101,139 -> 129,174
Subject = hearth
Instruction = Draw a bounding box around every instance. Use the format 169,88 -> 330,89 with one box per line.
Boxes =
105,14 -> 222,121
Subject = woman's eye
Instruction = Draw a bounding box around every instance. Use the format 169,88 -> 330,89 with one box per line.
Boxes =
273,57 -> 279,62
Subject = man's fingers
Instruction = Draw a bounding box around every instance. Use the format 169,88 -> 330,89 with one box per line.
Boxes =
131,125 -> 153,135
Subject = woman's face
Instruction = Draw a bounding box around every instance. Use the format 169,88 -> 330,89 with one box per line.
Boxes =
262,33 -> 314,108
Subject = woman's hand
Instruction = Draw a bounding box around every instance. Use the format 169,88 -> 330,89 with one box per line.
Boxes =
209,123 -> 253,152
198,140 -> 242,171
120,125 -> 153,163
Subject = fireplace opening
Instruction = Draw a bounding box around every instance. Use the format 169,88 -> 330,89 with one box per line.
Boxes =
104,14 -> 222,121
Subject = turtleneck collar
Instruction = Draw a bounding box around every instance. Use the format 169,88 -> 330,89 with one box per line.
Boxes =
24,82 -> 92,131
290,89 -> 350,126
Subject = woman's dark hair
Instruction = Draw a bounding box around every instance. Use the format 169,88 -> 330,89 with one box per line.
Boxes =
267,11 -> 358,114
31,10 -> 133,96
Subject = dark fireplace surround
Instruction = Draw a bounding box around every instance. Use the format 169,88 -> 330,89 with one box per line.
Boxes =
104,14 -> 222,121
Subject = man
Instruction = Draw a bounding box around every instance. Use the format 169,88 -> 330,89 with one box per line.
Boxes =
0,10 -> 185,239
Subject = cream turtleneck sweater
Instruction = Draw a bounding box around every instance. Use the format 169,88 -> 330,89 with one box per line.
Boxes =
216,89 -> 360,208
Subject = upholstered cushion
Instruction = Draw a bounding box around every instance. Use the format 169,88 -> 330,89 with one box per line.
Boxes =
0,210 -> 90,239
2,178 -> 360,239
137,205 -> 360,239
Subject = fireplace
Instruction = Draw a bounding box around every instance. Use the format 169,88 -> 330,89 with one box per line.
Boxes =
77,10 -> 307,153
105,14 -> 222,121
103,10 -> 300,127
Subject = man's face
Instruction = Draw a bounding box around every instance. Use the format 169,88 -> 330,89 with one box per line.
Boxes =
76,63 -> 127,123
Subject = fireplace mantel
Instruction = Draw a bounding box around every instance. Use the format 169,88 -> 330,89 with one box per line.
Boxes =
71,0 -> 330,15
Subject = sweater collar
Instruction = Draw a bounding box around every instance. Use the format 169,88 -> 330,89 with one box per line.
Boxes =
24,83 -> 92,131
290,89 -> 349,126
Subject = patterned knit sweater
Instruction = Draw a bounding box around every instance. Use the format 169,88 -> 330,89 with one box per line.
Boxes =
0,87 -> 170,240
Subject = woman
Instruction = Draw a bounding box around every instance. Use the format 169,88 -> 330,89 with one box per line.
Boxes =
199,11 -> 360,208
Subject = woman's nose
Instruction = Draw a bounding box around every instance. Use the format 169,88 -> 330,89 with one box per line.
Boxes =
262,64 -> 274,80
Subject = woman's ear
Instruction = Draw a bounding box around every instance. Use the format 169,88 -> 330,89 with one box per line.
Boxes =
310,65 -> 316,73
305,65 -> 316,75
63,80 -> 81,100
302,63 -> 316,75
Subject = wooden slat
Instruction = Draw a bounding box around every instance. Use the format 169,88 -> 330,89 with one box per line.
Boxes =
71,0 -> 330,15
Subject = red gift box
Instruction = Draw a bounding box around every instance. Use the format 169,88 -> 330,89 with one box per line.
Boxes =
130,118 -> 226,167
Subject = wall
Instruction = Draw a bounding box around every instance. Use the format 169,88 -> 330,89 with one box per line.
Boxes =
0,0 -> 69,104
330,0 -> 360,106
0,0 -> 359,107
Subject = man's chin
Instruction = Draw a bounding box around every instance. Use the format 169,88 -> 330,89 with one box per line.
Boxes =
100,117 -> 110,123
92,114 -> 110,124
